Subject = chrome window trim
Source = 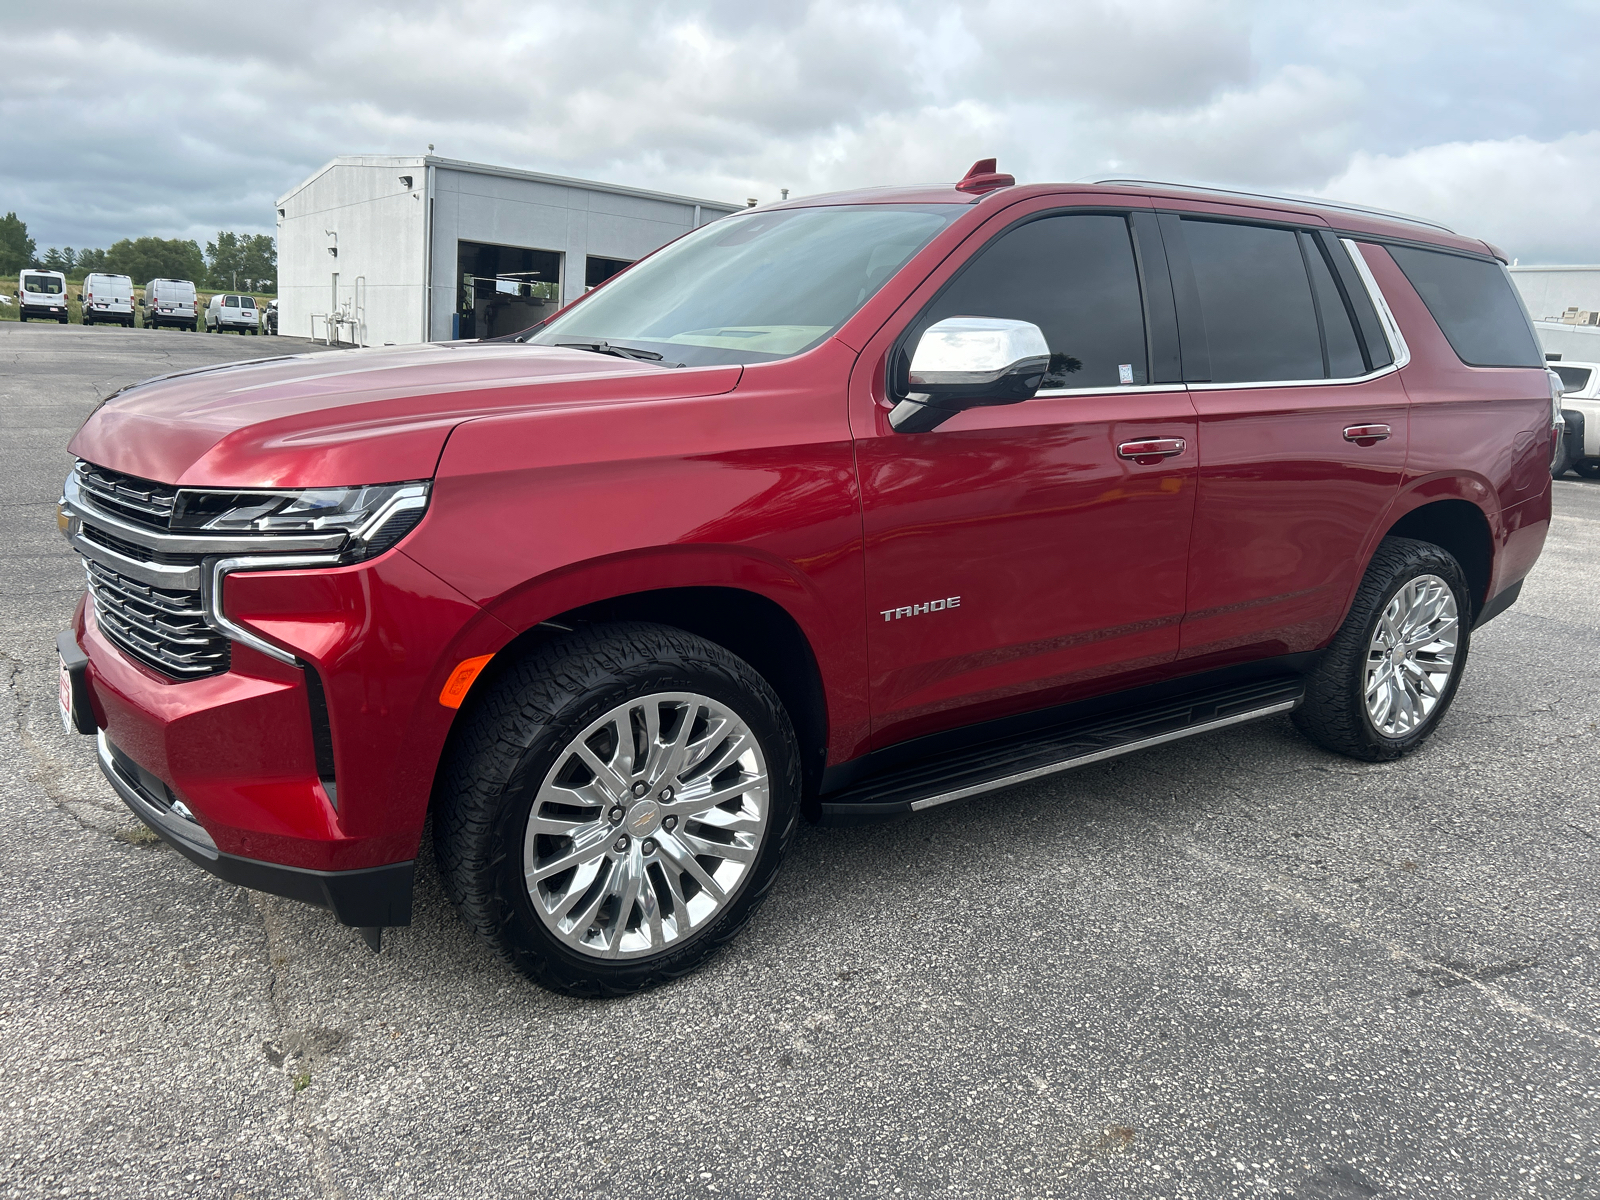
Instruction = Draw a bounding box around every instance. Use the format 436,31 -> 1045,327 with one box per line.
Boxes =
1034,383 -> 1188,398
63,472 -> 347,556
1186,363 -> 1399,392
201,554 -> 342,666
1340,237 -> 1411,370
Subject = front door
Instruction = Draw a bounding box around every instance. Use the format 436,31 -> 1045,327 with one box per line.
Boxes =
852,205 -> 1200,748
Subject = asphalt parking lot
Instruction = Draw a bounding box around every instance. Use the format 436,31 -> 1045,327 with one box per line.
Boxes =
1,322 -> 1597,1200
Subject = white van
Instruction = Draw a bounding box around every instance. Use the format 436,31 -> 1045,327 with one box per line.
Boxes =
144,278 -> 198,331
17,269 -> 69,323
81,273 -> 135,327
205,292 -> 260,334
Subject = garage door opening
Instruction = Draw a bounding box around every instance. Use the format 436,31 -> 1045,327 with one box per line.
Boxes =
586,255 -> 633,291
456,241 -> 562,339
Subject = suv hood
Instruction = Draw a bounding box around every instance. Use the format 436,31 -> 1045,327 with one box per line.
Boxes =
68,341 -> 743,488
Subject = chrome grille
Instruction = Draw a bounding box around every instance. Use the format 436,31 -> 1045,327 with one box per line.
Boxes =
74,461 -> 177,531
84,559 -> 230,678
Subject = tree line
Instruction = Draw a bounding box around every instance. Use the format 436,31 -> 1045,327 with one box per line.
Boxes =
0,213 -> 275,292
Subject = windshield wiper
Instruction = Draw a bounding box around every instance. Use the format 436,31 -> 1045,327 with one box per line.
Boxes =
555,340 -> 666,362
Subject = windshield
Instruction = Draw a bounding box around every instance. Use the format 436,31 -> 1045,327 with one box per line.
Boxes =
528,204 -> 965,366
22,275 -> 62,295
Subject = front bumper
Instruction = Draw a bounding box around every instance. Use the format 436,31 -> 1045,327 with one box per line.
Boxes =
97,728 -> 414,926
63,536 -> 509,925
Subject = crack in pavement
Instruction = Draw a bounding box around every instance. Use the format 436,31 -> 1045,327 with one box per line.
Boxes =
1178,840 -> 1600,1050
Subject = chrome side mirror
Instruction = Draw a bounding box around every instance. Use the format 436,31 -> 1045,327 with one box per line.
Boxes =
890,316 -> 1051,433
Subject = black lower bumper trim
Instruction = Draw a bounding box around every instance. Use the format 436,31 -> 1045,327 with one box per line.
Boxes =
98,734 -> 413,927
1474,579 -> 1522,630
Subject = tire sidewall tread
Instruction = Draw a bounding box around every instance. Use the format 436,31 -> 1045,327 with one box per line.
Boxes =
1293,537 -> 1473,762
434,621 -> 801,997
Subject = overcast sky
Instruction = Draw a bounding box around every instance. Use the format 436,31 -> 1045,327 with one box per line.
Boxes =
5,1 -> 1599,262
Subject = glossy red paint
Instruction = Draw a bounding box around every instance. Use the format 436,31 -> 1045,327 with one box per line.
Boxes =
80,543 -> 511,870
1177,221 -> 1411,665
60,175 -> 1553,904
67,343 -> 741,488
404,337 -> 873,764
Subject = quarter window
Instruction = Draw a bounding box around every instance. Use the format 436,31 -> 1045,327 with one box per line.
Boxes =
1182,219 -> 1323,383
1386,245 -> 1543,368
914,213 -> 1150,390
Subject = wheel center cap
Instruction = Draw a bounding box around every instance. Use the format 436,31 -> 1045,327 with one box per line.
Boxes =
626,799 -> 662,837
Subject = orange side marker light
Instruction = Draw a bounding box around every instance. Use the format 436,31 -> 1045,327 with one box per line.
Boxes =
439,654 -> 494,709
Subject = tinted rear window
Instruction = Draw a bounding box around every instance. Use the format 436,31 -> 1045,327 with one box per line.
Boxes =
1386,246 -> 1542,368
1183,219 -> 1323,383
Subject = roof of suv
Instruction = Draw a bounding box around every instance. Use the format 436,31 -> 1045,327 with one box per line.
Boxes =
761,177 -> 1499,261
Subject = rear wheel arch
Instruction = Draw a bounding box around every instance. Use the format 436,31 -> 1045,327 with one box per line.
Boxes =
1381,498 -> 1493,618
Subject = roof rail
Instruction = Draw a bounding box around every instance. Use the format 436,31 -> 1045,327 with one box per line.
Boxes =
1088,178 -> 1457,235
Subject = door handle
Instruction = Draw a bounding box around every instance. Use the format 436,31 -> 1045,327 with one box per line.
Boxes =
1343,424 -> 1391,445
1117,437 -> 1186,465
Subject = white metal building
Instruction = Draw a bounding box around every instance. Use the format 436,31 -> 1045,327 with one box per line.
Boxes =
1509,265 -> 1600,362
276,155 -> 742,347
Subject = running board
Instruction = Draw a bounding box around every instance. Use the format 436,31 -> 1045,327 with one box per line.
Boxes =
818,676 -> 1304,823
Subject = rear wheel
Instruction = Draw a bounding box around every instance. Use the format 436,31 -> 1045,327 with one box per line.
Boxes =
435,622 -> 800,996
1293,537 -> 1472,762
1577,459 -> 1600,480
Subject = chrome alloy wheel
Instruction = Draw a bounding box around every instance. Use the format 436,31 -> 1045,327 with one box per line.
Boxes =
1363,573 -> 1461,738
522,691 -> 770,960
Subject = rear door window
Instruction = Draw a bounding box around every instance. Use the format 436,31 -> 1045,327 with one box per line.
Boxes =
912,212 -> 1151,390
1386,246 -> 1543,368
1181,219 -> 1323,383
1301,233 -> 1367,379
240,297 -> 255,309
224,296 -> 239,308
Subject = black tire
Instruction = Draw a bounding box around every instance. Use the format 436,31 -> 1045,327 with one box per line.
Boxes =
57,316 -> 67,324
82,313 -> 92,326
1293,537 -> 1473,762
435,622 -> 801,996
1577,459 -> 1600,480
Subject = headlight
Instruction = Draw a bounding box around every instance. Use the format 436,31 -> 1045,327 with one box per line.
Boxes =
171,480 -> 430,560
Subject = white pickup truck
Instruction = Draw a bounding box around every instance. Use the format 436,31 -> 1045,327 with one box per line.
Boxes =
1551,360 -> 1600,479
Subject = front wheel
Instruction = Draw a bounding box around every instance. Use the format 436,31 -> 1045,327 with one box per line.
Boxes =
1294,537 -> 1472,761
435,623 -> 800,996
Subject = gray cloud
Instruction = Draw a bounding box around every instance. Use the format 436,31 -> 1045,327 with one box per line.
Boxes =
4,0 -> 1599,261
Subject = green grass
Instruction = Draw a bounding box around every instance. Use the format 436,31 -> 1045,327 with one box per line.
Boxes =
0,275 -> 274,326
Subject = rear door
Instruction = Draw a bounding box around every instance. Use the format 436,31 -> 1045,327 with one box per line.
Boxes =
1162,210 -> 1408,665
852,199 -> 1200,747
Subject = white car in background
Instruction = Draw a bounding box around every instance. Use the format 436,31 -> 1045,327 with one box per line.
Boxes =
80,273 -> 135,327
1550,360 -> 1600,479
205,292 -> 260,334
143,278 -> 198,331
17,269 -> 69,323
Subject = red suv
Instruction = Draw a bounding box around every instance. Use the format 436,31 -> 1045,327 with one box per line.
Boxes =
57,165 -> 1556,995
